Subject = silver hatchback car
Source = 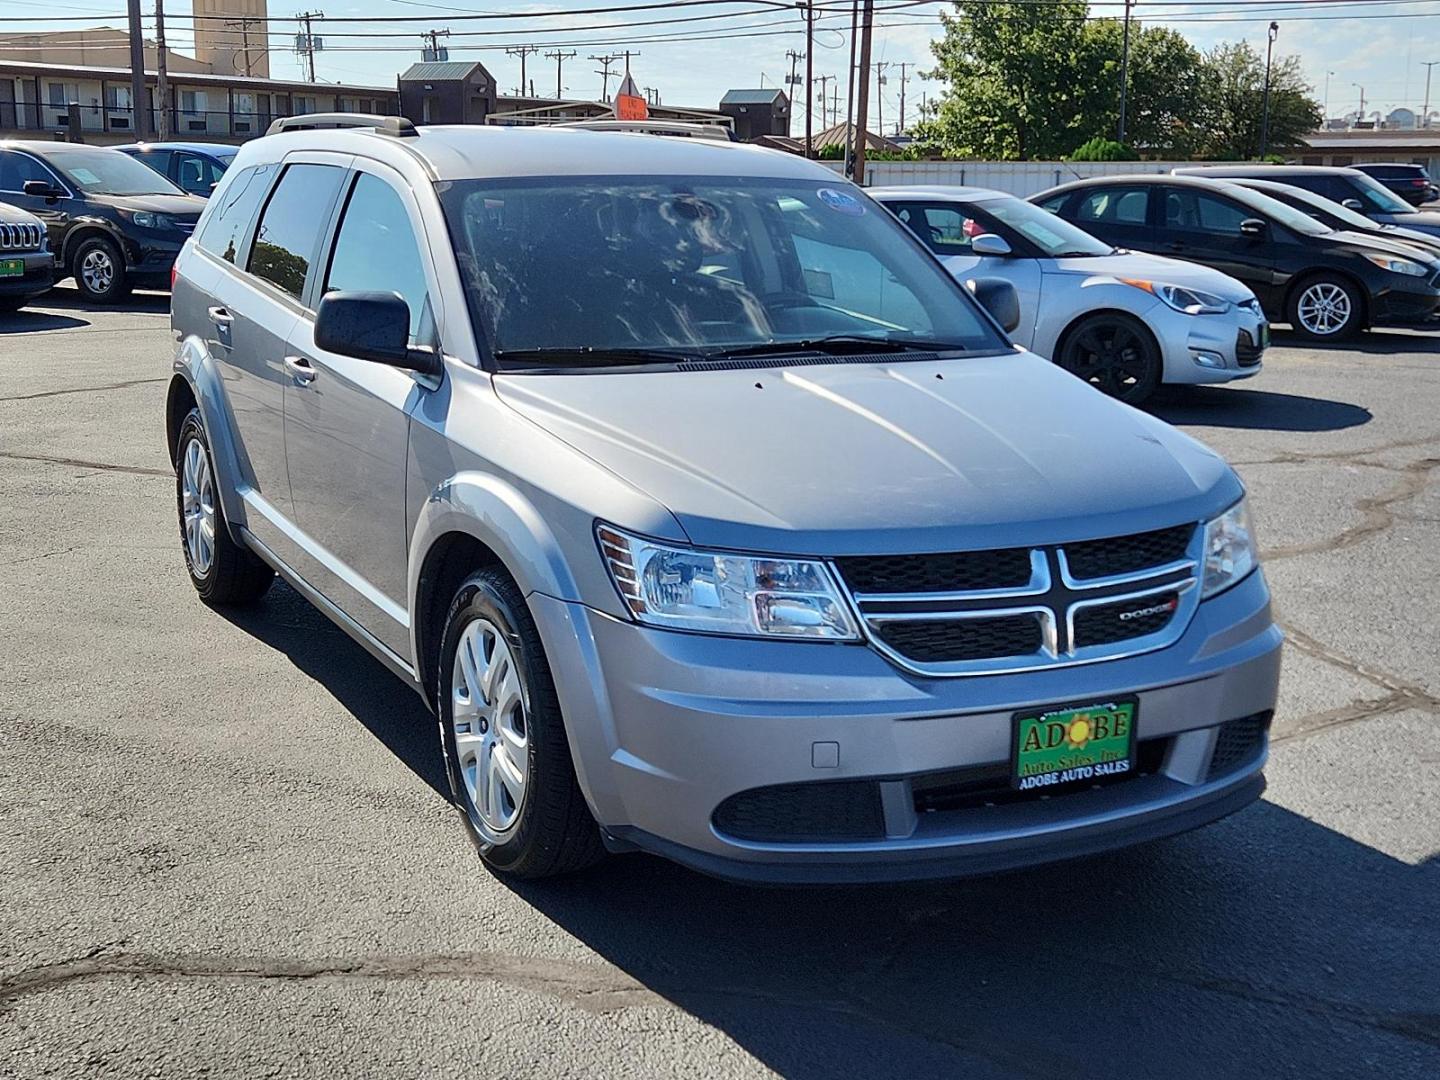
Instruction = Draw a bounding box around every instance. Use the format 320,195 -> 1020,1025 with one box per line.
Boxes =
167,117 -> 1281,883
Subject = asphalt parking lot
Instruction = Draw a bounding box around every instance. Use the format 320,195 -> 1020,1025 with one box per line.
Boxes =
2,286 -> 1437,1080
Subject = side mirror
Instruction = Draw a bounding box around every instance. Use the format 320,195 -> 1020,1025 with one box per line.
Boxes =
23,179 -> 60,200
314,291 -> 439,375
969,277 -> 1021,333
1239,218 -> 1267,237
971,233 -> 1013,257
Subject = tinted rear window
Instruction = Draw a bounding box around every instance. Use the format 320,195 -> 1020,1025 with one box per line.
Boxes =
197,162 -> 276,264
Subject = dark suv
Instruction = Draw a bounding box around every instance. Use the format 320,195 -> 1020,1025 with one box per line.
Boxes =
1174,165 -> 1440,237
0,141 -> 207,302
1353,163 -> 1435,207
1033,175 -> 1440,340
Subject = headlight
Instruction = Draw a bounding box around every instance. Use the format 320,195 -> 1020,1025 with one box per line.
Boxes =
1121,279 -> 1231,315
1200,499 -> 1257,599
121,209 -> 170,229
1362,252 -> 1429,276
597,524 -> 860,640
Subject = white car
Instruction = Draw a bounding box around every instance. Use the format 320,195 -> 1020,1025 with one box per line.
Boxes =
871,185 -> 1267,405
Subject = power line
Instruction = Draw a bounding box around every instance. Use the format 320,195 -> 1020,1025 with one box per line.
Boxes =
590,52 -> 619,100
544,48 -> 577,97
295,10 -> 324,82
504,43 -> 540,95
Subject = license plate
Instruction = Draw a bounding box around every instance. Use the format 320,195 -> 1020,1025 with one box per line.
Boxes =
1012,699 -> 1137,792
0,259 -> 21,278
1259,324 -> 1270,349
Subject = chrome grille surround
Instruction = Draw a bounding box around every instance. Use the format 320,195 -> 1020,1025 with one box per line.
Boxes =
0,221 -> 45,251
839,526 -> 1203,677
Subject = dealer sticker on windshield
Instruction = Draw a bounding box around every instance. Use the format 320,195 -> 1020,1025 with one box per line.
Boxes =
1012,699 -> 1136,792
816,188 -> 865,215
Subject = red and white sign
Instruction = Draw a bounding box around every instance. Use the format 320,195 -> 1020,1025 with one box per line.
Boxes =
614,73 -> 648,121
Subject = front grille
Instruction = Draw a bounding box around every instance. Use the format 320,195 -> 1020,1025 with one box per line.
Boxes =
836,523 -> 1200,676
835,547 -> 1033,594
0,221 -> 44,251
874,613 -> 1043,663
712,780 -> 885,842
1072,589 -> 1182,648
1236,329 -> 1264,367
174,220 -> 197,236
1206,713 -> 1270,781
1063,524 -> 1193,580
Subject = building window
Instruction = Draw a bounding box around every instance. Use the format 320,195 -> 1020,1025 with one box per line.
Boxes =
293,96 -> 316,115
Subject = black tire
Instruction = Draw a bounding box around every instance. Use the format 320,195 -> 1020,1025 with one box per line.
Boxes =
174,408 -> 274,605
70,235 -> 132,304
1286,274 -> 1362,341
1055,313 -> 1163,406
0,296 -> 27,313
436,566 -> 604,879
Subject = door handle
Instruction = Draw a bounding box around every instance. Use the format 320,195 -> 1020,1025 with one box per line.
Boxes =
207,306 -> 232,325
1167,241 -> 1186,251
284,355 -> 317,385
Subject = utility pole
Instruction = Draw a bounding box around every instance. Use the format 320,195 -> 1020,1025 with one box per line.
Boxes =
618,49 -> 640,76
813,74 -> 833,128
1423,61 -> 1440,125
591,54 -> 619,101
873,60 -> 889,142
296,11 -> 323,83
843,0 -> 859,177
853,0 -> 874,184
896,60 -> 910,135
155,0 -> 171,139
420,28 -> 450,62
830,83 -> 839,131
226,16 -> 262,75
804,0 -> 814,156
125,0 -> 149,139
505,45 -> 540,97
1117,0 -> 1133,143
785,49 -> 804,95
1353,82 -> 1365,120
545,49 -> 576,99
1259,21 -> 1278,157
1323,70 -> 1335,120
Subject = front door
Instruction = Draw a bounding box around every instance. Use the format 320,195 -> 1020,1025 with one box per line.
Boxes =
282,166 -> 436,656
1155,186 -> 1279,303
0,149 -> 76,253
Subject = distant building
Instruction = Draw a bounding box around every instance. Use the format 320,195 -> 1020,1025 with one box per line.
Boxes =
397,61 -> 498,126
192,0 -> 271,79
719,89 -> 790,141
0,27 -> 210,74
1300,128 -> 1440,175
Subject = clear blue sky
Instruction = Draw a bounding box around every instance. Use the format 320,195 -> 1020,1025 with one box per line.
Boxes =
2,1 -> 1437,128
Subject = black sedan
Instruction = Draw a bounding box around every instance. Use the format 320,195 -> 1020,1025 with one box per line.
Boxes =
1032,175 -> 1440,340
1223,177 -> 1440,261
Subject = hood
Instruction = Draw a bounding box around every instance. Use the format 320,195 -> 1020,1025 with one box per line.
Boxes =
1375,210 -> 1440,236
85,192 -> 207,219
1371,223 -> 1440,255
0,201 -> 42,226
1043,250 -> 1257,303
1329,228 -> 1440,265
494,352 -> 1241,555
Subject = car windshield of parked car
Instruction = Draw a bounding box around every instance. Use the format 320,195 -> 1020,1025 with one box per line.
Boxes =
1251,182 -> 1379,232
1349,173 -> 1414,214
47,148 -> 185,196
438,176 -> 1009,367
974,195 -> 1113,257
1219,185 -> 1331,236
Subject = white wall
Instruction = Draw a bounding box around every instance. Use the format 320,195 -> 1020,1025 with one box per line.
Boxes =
859,159 -> 1252,197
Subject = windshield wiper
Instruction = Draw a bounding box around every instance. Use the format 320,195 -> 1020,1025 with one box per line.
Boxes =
704,335 -> 970,360
493,346 -> 695,369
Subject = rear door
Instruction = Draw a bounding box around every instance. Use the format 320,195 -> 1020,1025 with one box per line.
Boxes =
1064,184 -> 1156,253
1154,185 -> 1279,302
173,150 -> 225,197
281,163 -> 438,655
885,199 -> 1043,347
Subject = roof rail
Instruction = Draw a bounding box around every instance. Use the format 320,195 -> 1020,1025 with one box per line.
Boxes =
265,113 -> 417,138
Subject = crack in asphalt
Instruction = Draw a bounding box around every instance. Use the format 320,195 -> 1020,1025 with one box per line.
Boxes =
0,451 -> 170,478
1262,456 -> 1440,562
0,376 -> 168,402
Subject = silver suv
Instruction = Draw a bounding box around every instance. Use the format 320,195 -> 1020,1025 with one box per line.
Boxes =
167,117 -> 1281,882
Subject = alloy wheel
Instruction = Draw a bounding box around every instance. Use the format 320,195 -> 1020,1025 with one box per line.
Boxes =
80,248 -> 115,295
451,617 -> 529,836
180,437 -> 215,576
1066,322 -> 1152,399
1296,282 -> 1352,336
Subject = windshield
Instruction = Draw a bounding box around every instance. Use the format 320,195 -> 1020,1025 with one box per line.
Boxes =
1349,172 -> 1413,214
974,195 -> 1113,257
437,176 -> 1008,367
1219,184 -> 1331,236
48,148 -> 185,196
1249,182 -> 1375,231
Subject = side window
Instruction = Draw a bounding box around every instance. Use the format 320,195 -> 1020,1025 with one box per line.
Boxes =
197,162 -> 276,264
1035,193 -> 1069,215
1163,190 -> 1250,235
791,235 -> 931,332
131,150 -> 171,180
174,152 -> 219,195
322,173 -> 432,341
1075,187 -> 1149,225
247,163 -> 345,298
0,151 -> 58,193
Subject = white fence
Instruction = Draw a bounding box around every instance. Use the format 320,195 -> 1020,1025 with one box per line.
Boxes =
859,159 -> 1252,197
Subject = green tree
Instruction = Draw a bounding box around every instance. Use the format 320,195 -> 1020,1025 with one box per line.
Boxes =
1198,41 -> 1321,159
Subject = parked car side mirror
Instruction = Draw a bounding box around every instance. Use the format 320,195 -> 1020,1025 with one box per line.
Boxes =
22,180 -> 61,201
1341,198 -> 1365,212
968,278 -> 1021,333
1239,218 -> 1267,237
971,233 -> 1013,257
314,291 -> 440,376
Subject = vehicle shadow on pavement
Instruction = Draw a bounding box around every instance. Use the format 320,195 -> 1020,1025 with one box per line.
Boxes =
1151,385 -> 1372,432
1269,327 -> 1440,355
35,285 -> 172,316
508,808 -> 1440,1079
216,580 -> 449,799
0,309 -> 89,334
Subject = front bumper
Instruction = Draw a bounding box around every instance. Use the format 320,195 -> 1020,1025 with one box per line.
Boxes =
118,231 -> 187,287
532,569 -> 1282,883
1153,302 -> 1267,385
1369,279 -> 1440,327
0,251 -> 56,299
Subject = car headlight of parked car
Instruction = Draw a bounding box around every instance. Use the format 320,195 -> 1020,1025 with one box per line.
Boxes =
1200,498 -> 1257,599
1120,279 -> 1231,315
1362,252 -> 1430,277
598,524 -> 860,639
119,209 -> 172,230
